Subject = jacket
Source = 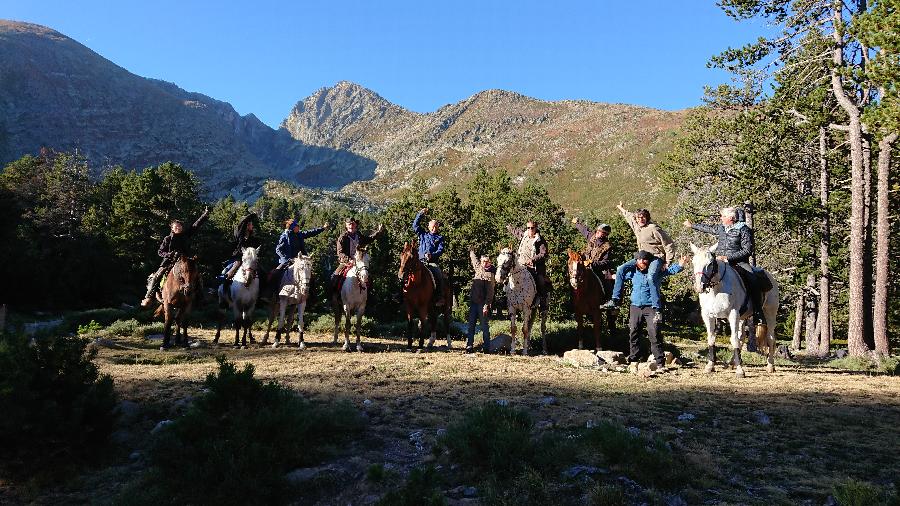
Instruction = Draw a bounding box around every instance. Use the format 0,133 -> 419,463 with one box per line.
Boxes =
231,214 -> 261,259
413,212 -> 445,262
336,228 -> 382,266
620,209 -> 675,264
575,223 -> 613,274
469,251 -> 496,308
619,262 -> 683,309
691,222 -> 754,265
508,225 -> 548,277
276,225 -> 326,265
158,208 -> 209,259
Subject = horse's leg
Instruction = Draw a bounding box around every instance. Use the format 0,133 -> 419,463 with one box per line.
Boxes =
427,306 -> 437,349
702,313 -> 717,373
592,310 -> 603,352
522,306 -> 533,356
332,298 -> 341,345
540,306 -> 549,355
272,299 -> 286,348
342,307 -> 352,352
406,311 -> 415,350
214,300 -> 225,344
262,302 -> 275,345
284,304 -> 294,346
730,310 -> 745,378
509,308 -> 518,355
297,300 -> 307,350
355,308 -> 364,353
765,301 -> 777,373
418,307 -> 428,349
576,312 -> 584,350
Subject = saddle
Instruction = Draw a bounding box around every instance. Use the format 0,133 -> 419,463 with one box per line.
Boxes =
734,266 -> 772,316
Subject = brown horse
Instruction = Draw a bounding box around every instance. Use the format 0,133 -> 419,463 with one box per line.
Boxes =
154,254 -> 201,350
567,250 -> 609,351
398,242 -> 452,350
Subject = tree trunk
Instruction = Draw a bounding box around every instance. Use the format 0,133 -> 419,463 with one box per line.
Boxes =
804,274 -> 820,355
831,3 -> 871,357
862,137 -> 876,349
874,132 -> 898,356
818,126 -> 832,356
792,291 -> 805,351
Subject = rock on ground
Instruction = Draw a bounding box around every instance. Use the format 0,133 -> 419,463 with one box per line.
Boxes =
596,350 -> 627,364
485,333 -> 512,353
562,349 -> 602,367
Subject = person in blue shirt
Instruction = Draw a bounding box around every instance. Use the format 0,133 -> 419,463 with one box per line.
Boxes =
412,207 -> 447,305
616,250 -> 687,367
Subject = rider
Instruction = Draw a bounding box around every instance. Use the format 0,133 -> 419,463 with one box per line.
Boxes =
617,251 -> 687,368
683,206 -> 766,325
413,208 -> 447,305
572,217 -> 615,329
141,206 -> 210,307
603,203 -> 675,309
332,217 -> 383,296
221,213 -> 260,290
507,221 -> 550,319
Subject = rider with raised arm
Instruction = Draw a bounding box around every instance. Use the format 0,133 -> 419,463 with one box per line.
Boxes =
683,206 -> 765,325
603,202 -> 675,309
412,208 -> 447,305
332,217 -> 383,296
141,206 -> 210,307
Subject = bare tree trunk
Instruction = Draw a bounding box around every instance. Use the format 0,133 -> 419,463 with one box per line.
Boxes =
862,137 -> 876,349
792,291 -> 805,351
818,127 -> 832,356
831,3 -> 871,357
804,274 -> 820,355
874,132 -> 898,356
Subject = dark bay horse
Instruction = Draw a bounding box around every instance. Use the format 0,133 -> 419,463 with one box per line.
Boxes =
398,242 -> 452,350
154,254 -> 201,350
567,250 -> 609,351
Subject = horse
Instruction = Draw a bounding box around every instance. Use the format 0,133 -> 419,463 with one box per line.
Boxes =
689,243 -> 779,377
262,255 -> 313,349
154,254 -> 200,350
398,242 -> 452,350
567,250 -> 609,352
214,247 -> 261,348
332,249 -> 371,352
495,248 -> 543,355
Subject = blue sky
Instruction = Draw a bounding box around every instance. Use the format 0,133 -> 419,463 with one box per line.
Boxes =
3,1 -> 770,128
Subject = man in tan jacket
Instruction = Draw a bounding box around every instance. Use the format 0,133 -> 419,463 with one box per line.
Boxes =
602,202 -> 676,309
466,248 -> 496,353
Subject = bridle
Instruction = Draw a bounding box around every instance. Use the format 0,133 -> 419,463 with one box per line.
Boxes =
496,252 -> 519,284
696,255 -> 725,291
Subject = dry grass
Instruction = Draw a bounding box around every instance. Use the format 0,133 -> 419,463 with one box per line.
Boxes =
88,329 -> 900,505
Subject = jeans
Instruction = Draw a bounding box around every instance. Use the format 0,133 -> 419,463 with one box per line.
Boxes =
612,257 -> 662,301
466,302 -> 489,348
628,305 -> 664,365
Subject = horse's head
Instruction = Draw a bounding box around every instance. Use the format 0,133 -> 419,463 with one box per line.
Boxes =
398,241 -> 417,280
495,247 -> 515,284
293,255 -> 313,287
354,248 -> 371,286
567,250 -> 587,289
240,246 -> 260,279
690,243 -> 719,292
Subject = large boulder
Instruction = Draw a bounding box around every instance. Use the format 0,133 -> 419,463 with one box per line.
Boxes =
562,349 -> 602,368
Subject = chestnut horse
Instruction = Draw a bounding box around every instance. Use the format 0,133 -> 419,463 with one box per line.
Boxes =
398,242 -> 452,350
154,254 -> 201,350
567,250 -> 609,351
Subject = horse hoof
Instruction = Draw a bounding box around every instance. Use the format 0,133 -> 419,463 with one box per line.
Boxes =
342,344 -> 350,352
356,345 -> 364,353
271,342 -> 279,349
735,368 -> 746,378
298,343 -> 306,350
703,362 -> 715,374
766,364 -> 775,373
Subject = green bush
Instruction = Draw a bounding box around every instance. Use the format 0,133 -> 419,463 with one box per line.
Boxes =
833,479 -> 899,506
137,357 -> 364,505
580,421 -> 687,489
438,402 -> 534,479
377,465 -> 446,506
77,319 -> 105,336
104,318 -> 140,337
0,333 -> 117,477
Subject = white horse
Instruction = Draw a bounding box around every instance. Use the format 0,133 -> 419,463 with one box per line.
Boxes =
690,243 -> 779,377
333,248 -> 370,352
495,248 -> 541,355
214,247 -> 260,348
263,255 -> 313,349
